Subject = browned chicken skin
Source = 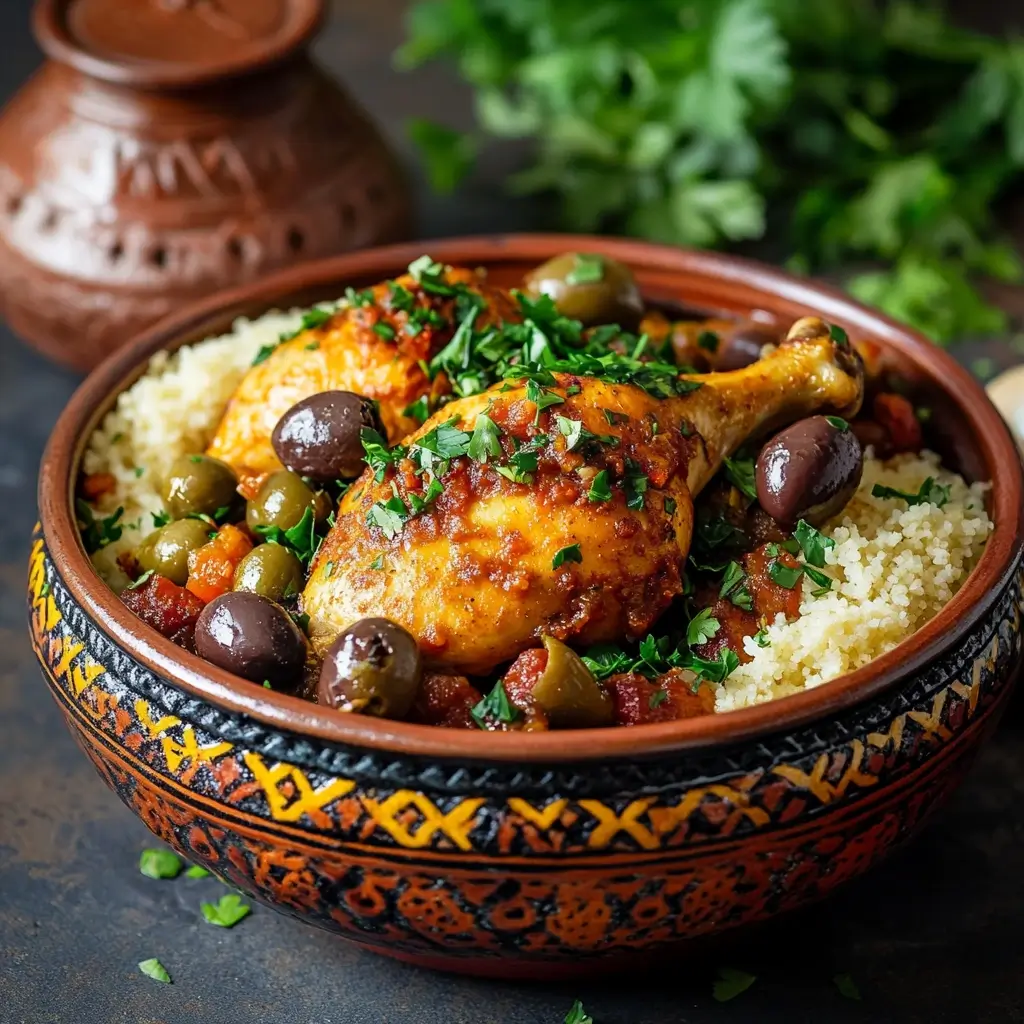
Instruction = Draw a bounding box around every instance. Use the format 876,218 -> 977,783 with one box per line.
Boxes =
302,317 -> 863,675
206,268 -> 518,495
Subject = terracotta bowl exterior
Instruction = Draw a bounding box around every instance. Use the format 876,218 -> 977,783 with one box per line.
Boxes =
30,236 -> 1024,978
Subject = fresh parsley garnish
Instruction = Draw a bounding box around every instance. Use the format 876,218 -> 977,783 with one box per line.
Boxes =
752,627 -> 771,648
623,460 -> 648,511
793,519 -> 835,567
723,456 -> 757,500
254,506 -> 321,566
587,469 -> 612,503
138,958 -> 171,984
872,477 -> 951,507
697,329 -> 720,352
686,607 -> 721,647
76,500 -> 124,553
151,510 -> 172,528
139,848 -> 183,880
367,496 -> 410,539
185,865 -> 211,879
200,893 -> 252,928
720,560 -> 753,610
372,321 -> 396,341
825,415 -> 850,431
680,648 -> 741,685
768,558 -> 804,590
552,543 -> 583,569
468,412 -> 502,463
403,395 -> 432,425
649,688 -> 669,709
563,999 -> 594,1024
471,679 -> 520,728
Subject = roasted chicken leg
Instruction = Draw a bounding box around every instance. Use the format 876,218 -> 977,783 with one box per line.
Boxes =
303,317 -> 863,675
206,267 -> 518,494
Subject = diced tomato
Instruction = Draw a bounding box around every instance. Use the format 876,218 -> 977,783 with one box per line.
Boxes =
80,472 -> 117,501
185,523 -> 253,604
121,573 -> 205,649
873,393 -> 923,453
607,669 -> 714,726
412,674 -> 481,729
744,543 -> 802,622
691,586 -> 757,665
501,647 -> 551,730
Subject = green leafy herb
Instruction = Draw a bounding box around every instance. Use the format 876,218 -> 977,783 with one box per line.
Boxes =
664,497 -> 677,516
623,461 -> 648,511
804,564 -> 834,595
254,506 -> 319,565
471,679 -> 520,728
526,379 -> 565,422
586,469 -> 612,503
753,627 -> 771,647
563,999 -> 594,1024
344,286 -> 375,307
720,561 -> 753,610
139,848 -> 183,880
833,973 -> 862,1001
406,118 -> 477,193
201,893 -> 252,928
369,554 -> 385,570
825,415 -> 850,431
468,413 -> 502,463
372,321 -> 396,341
304,341 -> 320,351
680,648 -> 741,685
828,324 -> 850,347
769,559 -> 804,589
185,865 -> 211,879
251,343 -> 277,366
403,395 -> 432,425
793,519 -> 835,568
76,501 -> 124,554
151,510 -> 172,528
687,607 -> 721,647
553,543 -> 583,569
872,478 -> 951,507
723,456 -> 757,500
649,688 -> 669,709
602,408 -> 627,426
713,966 -> 757,1002
133,466 -> 144,478
367,497 -> 408,539
581,644 -> 634,680
361,427 -> 406,482
697,330 -> 720,353
138,958 -> 171,984
565,254 -> 604,285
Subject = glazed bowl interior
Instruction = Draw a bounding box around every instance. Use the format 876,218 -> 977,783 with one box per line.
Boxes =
38,235 -> 1024,762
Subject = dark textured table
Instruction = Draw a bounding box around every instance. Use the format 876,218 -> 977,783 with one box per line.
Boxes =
4,4 -> 1024,1023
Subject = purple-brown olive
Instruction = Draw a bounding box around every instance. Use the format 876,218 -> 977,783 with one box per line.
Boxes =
194,592 -> 306,688
272,390 -> 384,482
318,617 -> 422,719
755,415 -> 863,527
714,323 -> 780,372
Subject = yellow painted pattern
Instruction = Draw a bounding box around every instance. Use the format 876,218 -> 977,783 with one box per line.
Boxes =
243,752 -> 356,823
135,699 -> 234,773
507,797 -> 569,829
579,797 -> 661,850
363,791 -> 485,850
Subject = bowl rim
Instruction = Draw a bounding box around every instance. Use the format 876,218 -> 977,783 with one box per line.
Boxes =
37,233 -> 1024,763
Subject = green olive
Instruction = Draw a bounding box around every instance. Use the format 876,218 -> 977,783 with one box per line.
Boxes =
524,252 -> 644,330
233,543 -> 305,601
163,454 -> 239,521
531,636 -> 614,728
135,518 -> 213,585
246,470 -> 329,533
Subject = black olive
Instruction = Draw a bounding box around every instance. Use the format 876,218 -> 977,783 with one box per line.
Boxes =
317,617 -> 422,719
272,391 -> 384,482
755,415 -> 864,527
194,592 -> 306,688
714,323 -> 780,372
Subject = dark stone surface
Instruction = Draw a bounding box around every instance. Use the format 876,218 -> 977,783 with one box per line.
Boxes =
3,2 -> 1024,1022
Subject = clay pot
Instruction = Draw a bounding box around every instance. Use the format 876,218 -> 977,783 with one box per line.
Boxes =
0,0 -> 411,370
32,236 -> 1024,978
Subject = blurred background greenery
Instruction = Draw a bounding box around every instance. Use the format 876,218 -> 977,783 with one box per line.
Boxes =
390,0 -> 1024,344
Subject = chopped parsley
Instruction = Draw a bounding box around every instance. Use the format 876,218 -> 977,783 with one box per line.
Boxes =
722,456 -> 757,500
138,959 -> 171,984
680,648 -> 741,685
697,329 -> 720,352
564,999 -> 594,1024
344,286 -> 375,307
555,415 -> 617,452
151,510 -> 172,528
133,466 -> 144,478
828,324 -> 850,347
402,395 -> 432,425
552,543 -> 582,569
693,511 -> 746,556
372,321 -> 396,341
720,561 -> 753,610
602,408 -> 628,426
185,865 -> 211,879
254,506 -> 320,566
825,415 -> 849,431
200,893 -> 251,928
713,966 -> 757,1002
793,519 -> 834,568
623,461 -> 648,511
768,559 -> 804,589
752,627 -> 771,648
526,379 -> 565,422
361,426 -> 405,482
388,281 -> 417,312
369,554 -> 384,570
664,496 -> 677,516
872,477 -> 950,507
304,341 -> 320,351
468,412 -> 502,463
139,848 -> 183,880
76,500 -> 124,553
471,679 -> 520,729
587,469 -> 612,503
367,496 -> 409,539
253,306 -> 334,364
686,607 -> 720,647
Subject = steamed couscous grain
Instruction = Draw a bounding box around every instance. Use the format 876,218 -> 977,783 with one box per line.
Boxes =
81,308 -> 993,711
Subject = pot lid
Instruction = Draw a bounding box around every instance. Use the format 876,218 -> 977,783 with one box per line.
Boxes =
33,0 -> 325,89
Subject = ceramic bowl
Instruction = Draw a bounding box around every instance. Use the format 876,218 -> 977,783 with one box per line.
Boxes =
30,236 -> 1024,979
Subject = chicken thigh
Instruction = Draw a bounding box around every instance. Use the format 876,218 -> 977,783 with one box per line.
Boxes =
303,317 -> 863,674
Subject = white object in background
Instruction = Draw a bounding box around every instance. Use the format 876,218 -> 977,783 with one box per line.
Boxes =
986,365 -> 1024,453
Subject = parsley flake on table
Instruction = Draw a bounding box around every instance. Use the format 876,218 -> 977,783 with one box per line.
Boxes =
471,679 -> 520,729
872,477 -> 951,507
713,966 -> 757,1002
138,958 -> 171,984
200,893 -> 252,928
552,543 -> 583,569
139,848 -> 183,880
185,865 -> 211,879
686,607 -> 721,647
563,999 -> 594,1024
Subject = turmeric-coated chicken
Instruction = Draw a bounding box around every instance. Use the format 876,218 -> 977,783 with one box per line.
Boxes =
206,266 -> 519,495
302,317 -> 864,675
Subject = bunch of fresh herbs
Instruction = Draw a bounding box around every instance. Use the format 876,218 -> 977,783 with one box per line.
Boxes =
398,0 -> 1024,342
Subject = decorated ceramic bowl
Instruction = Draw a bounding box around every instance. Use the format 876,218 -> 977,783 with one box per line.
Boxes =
31,237 -> 1024,979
